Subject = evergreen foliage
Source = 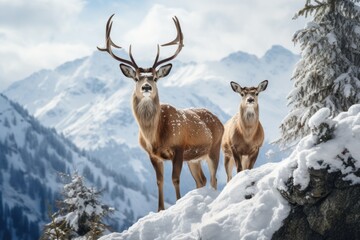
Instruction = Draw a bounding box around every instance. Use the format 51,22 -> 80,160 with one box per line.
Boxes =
41,172 -> 113,239
41,212 -> 70,240
279,0 -> 360,145
308,107 -> 336,144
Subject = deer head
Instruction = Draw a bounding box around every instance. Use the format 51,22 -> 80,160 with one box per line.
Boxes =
230,80 -> 268,122
97,14 -> 183,101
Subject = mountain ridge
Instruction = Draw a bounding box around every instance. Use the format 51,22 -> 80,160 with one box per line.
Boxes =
0,93 -> 158,239
3,44 -> 299,204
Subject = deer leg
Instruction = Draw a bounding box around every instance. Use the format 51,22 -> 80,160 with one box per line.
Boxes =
223,144 -> 234,182
150,156 -> 164,211
207,158 -> 218,190
172,148 -> 184,200
207,144 -> 220,190
200,167 -> 207,186
224,154 -> 233,183
243,149 -> 260,170
233,153 -> 242,173
188,161 -> 206,188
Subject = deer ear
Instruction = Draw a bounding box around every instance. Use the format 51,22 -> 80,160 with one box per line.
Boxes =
230,81 -> 242,93
120,64 -> 136,80
156,64 -> 172,79
257,80 -> 268,92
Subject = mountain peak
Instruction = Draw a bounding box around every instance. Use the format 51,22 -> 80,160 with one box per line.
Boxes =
262,45 -> 296,62
220,51 -> 259,65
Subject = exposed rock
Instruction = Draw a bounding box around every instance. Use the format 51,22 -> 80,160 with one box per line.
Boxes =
272,207 -> 323,240
274,105 -> 360,239
280,168 -> 339,206
273,166 -> 360,240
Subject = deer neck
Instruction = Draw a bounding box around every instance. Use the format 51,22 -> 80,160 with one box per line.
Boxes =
239,104 -> 259,138
132,94 -> 161,143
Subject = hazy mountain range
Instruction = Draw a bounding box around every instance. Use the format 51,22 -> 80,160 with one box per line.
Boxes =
0,94 -> 158,239
1,45 -> 299,238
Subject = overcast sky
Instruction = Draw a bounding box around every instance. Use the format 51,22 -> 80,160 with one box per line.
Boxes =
0,0 -> 308,91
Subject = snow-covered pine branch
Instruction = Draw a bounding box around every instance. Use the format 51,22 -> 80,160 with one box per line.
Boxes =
278,0 -> 360,145
41,172 -> 114,239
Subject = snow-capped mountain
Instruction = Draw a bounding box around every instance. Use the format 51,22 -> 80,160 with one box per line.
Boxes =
0,94 -> 158,239
3,45 -> 299,203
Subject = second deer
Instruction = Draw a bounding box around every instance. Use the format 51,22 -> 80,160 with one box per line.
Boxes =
222,80 -> 268,182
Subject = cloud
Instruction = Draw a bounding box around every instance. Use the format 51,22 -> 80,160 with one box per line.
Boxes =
0,0 -> 85,30
108,1 -> 307,65
0,42 -> 89,89
0,0 -> 88,90
0,0 -> 308,91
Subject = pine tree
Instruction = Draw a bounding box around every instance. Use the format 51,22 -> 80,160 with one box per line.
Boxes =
41,172 -> 114,239
279,0 -> 360,145
41,212 -> 70,240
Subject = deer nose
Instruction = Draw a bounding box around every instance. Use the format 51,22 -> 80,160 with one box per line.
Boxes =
247,97 -> 255,103
142,83 -> 152,92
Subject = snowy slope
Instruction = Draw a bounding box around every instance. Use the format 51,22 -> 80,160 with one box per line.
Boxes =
99,105 -> 360,240
0,94 -> 158,239
100,163 -> 290,240
3,45 -> 298,203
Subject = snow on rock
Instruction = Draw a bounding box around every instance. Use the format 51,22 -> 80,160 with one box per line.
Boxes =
276,104 -> 360,190
199,165 -> 289,240
99,163 -> 291,240
99,104 -> 360,240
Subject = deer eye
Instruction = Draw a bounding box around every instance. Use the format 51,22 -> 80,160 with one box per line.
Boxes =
255,92 -> 259,96
240,93 -> 245,97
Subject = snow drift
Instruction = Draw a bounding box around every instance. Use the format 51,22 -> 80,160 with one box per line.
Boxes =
101,163 -> 290,240
100,104 -> 360,240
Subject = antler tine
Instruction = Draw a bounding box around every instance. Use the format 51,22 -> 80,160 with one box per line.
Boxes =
97,14 -> 117,51
129,45 -> 139,69
152,16 -> 184,69
161,16 -> 183,47
153,44 -> 160,67
97,14 -> 138,69
106,21 -> 121,49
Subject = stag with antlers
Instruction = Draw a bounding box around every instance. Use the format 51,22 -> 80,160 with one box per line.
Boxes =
98,15 -> 224,211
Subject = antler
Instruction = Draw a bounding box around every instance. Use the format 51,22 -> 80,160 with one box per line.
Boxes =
97,14 -> 139,69
152,16 -> 184,69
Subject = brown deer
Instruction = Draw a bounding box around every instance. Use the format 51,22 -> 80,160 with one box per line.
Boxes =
98,14 -> 224,211
222,80 -> 268,182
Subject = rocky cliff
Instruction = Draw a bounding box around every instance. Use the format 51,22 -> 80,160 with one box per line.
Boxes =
273,106 -> 360,240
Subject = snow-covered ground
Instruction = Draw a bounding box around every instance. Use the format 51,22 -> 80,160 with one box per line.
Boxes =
100,163 -> 290,240
99,104 -> 360,239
